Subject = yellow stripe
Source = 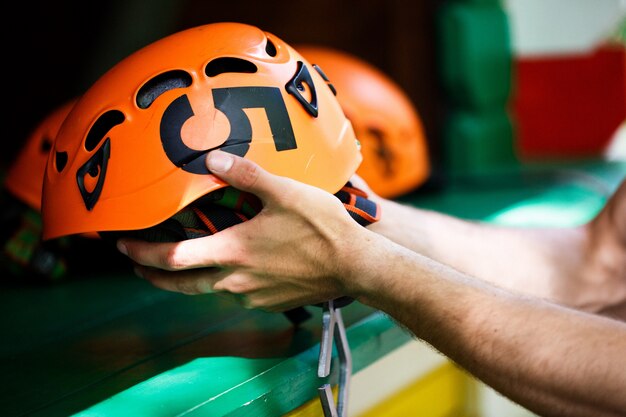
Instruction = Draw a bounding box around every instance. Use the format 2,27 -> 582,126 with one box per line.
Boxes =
284,362 -> 475,417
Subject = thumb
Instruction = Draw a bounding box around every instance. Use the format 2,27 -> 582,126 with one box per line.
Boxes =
205,150 -> 287,202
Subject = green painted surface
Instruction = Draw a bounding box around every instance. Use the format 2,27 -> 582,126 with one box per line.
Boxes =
443,109 -> 518,176
402,160 -> 626,225
1,277 -> 379,417
72,312 -> 408,417
437,2 -> 512,110
1,160 -> 624,417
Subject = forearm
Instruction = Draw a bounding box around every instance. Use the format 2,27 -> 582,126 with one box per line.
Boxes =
368,199 -> 582,289
368,198 -> 626,314
348,233 -> 626,417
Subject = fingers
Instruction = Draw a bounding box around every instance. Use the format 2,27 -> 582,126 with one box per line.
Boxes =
117,229 -> 243,270
135,266 -> 217,295
135,266 -> 290,311
206,150 -> 295,203
117,151 -> 315,270
135,264 -> 224,294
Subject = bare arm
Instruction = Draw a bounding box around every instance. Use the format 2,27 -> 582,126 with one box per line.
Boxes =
364,178 -> 626,316
120,151 -> 626,417
352,239 -> 626,417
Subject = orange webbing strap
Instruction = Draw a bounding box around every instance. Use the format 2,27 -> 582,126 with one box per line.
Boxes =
334,182 -> 381,226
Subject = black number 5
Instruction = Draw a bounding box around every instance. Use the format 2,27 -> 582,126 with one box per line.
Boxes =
160,87 -> 298,175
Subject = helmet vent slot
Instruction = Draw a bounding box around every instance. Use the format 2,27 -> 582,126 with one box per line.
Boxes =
40,136 -> 53,153
205,58 -> 257,77
265,38 -> 277,57
286,61 -> 319,117
55,151 -> 68,172
85,110 -> 125,152
313,64 -> 337,95
137,70 -> 192,109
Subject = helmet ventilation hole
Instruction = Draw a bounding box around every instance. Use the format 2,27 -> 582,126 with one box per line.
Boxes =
313,65 -> 337,96
313,64 -> 329,81
137,71 -> 192,109
286,61 -> 319,117
40,136 -> 53,153
265,38 -> 277,57
55,151 -> 68,172
85,110 -> 125,152
205,58 -> 257,77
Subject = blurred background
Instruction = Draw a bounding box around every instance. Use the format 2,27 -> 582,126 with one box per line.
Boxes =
4,0 -> 625,184
3,0 -> 442,176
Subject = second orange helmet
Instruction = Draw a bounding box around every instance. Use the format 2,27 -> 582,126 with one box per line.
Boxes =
297,45 -> 430,198
5,99 -> 77,211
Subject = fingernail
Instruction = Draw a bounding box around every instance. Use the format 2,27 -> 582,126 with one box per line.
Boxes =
117,240 -> 128,256
207,152 -> 234,173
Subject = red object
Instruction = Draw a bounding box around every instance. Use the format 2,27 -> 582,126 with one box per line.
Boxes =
512,45 -> 626,159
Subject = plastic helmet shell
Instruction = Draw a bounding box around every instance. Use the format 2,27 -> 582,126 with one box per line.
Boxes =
5,99 -> 77,211
297,45 -> 430,198
42,23 -> 361,240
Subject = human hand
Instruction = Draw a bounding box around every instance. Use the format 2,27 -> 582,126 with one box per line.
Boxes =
117,150 -> 371,312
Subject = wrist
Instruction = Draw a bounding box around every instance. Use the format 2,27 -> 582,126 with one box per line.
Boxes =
335,227 -> 384,299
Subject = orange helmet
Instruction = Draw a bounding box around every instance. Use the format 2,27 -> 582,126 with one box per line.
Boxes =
297,45 -> 430,198
5,99 -> 76,211
42,22 -> 361,240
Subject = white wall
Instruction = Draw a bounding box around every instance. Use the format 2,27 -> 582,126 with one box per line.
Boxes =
503,0 -> 626,56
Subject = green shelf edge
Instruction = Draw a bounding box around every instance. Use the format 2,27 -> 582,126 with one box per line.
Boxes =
72,312 -> 409,417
